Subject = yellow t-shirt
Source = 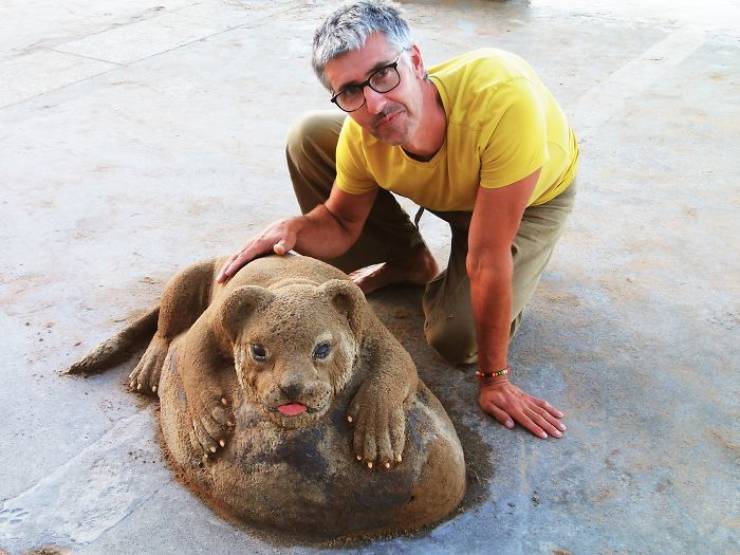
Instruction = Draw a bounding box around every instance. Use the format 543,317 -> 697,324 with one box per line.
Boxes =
335,48 -> 579,210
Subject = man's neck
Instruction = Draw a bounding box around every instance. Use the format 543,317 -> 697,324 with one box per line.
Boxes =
402,79 -> 447,161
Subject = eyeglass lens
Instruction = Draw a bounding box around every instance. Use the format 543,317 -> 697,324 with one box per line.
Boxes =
336,65 -> 401,112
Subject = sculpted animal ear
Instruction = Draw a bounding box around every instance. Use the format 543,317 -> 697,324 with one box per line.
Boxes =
318,279 -> 366,335
217,285 -> 274,344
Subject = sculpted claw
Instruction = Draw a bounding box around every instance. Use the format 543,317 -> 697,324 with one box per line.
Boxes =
384,462 -> 390,469
356,455 -> 362,461
221,397 -> 228,406
189,397 -> 234,459
347,415 -> 353,423
367,461 -> 373,469
152,385 -> 157,393
396,455 -> 402,463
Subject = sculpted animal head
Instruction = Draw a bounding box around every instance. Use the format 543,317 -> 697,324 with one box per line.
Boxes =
216,278 -> 366,429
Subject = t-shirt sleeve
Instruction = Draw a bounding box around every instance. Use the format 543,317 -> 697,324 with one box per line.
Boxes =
479,78 -> 548,189
335,118 -> 378,195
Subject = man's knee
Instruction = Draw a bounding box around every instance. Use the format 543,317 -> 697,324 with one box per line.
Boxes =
285,111 -> 339,164
424,321 -> 477,365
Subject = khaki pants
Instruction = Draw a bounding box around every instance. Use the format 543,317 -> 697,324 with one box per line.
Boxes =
286,111 -> 576,364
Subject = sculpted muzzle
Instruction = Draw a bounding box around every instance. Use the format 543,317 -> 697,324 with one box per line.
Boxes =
252,362 -> 333,426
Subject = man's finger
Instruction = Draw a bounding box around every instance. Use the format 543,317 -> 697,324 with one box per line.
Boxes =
242,237 -> 281,263
513,411 -> 548,439
525,408 -> 563,438
217,258 -> 240,283
532,406 -> 567,432
483,403 -> 514,428
531,397 -> 564,419
216,255 -> 238,283
222,242 -> 266,279
216,262 -> 230,283
273,240 -> 288,255
537,405 -> 567,432
273,234 -> 296,256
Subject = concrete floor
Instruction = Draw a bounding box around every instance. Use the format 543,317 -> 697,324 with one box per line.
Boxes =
1,1 -> 738,553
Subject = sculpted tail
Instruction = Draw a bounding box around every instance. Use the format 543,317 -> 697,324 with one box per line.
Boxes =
64,306 -> 160,375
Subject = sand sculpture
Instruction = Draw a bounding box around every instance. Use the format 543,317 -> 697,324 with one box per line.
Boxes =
67,254 -> 466,538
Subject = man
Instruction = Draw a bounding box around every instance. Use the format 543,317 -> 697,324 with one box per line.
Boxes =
218,0 -> 578,440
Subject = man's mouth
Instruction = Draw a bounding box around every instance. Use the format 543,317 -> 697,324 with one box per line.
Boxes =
277,402 -> 308,416
374,109 -> 402,129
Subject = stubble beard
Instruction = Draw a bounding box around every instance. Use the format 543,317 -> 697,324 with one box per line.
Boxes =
369,104 -> 411,145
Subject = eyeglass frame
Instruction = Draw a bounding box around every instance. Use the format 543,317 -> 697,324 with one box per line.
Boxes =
329,53 -> 405,113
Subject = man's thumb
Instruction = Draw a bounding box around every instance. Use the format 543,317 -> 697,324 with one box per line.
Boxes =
273,240 -> 288,255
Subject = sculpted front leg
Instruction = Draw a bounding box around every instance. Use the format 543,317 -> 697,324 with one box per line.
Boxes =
347,323 -> 418,470
179,329 -> 235,460
129,259 -> 219,395
348,382 -> 406,469
189,394 -> 234,458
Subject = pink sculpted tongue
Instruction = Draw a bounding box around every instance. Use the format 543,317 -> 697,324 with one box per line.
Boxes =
278,403 -> 307,416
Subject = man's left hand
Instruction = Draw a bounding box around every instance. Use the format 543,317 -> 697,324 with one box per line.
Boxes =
479,379 -> 566,439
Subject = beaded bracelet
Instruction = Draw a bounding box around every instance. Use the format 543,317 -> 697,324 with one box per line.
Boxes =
475,367 -> 510,384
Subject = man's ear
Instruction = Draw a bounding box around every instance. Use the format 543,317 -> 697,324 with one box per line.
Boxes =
217,285 -> 275,344
318,279 -> 366,336
409,43 -> 425,79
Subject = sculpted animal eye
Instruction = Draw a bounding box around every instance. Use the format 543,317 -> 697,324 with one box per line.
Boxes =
312,342 -> 331,360
251,344 -> 267,362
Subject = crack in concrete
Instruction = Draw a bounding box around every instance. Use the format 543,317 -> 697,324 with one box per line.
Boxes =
0,411 -> 172,552
47,48 -> 126,67
574,26 -> 706,138
0,3 -> 301,112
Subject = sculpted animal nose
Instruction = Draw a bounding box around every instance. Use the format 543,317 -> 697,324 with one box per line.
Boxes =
279,381 -> 303,400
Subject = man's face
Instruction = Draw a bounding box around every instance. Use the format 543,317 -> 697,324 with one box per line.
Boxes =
324,32 -> 425,146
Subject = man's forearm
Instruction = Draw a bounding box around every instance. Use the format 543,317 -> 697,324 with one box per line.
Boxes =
292,203 -> 360,260
468,254 -> 513,371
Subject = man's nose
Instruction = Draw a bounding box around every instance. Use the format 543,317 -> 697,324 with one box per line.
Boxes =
363,86 -> 387,115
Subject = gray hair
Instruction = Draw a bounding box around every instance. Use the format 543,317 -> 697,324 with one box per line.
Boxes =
312,0 -> 412,90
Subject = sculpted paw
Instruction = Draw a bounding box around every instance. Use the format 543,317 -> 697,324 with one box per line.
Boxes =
348,387 -> 406,471
188,395 -> 234,460
129,336 -> 168,395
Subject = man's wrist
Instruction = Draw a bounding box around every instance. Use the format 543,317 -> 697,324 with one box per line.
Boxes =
475,366 -> 510,387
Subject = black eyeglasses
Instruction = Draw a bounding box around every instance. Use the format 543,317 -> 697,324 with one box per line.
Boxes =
330,54 -> 404,113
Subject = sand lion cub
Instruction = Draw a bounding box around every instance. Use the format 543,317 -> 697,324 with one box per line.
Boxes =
68,254 -> 465,538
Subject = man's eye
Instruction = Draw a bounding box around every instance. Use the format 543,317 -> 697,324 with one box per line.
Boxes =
375,67 -> 391,78
343,85 -> 362,98
313,342 -> 331,360
372,67 -> 396,84
251,344 -> 267,362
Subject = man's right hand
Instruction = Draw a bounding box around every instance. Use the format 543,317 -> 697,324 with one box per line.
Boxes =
216,217 -> 304,283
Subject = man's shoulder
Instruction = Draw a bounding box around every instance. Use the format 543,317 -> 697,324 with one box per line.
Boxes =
429,48 -> 532,84
430,49 -> 537,127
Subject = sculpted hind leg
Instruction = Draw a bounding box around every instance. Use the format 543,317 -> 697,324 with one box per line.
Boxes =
65,307 -> 159,375
129,259 -> 219,394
